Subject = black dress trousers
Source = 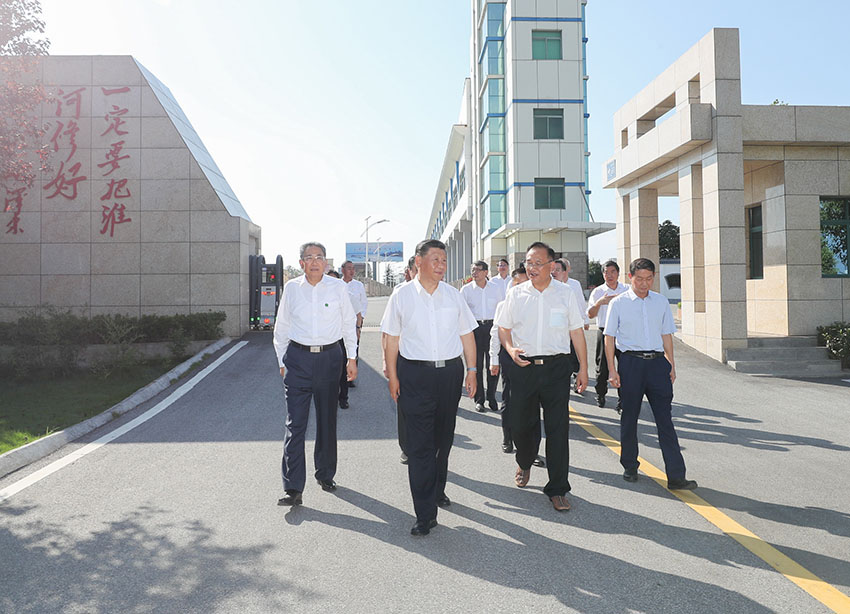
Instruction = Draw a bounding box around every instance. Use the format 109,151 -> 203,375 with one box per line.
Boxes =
397,356 -> 464,522
594,327 -> 621,400
282,343 -> 343,492
472,322 -> 499,407
508,354 -> 572,497
337,339 -> 349,403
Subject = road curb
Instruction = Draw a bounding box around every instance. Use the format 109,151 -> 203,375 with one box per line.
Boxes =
0,337 -> 233,480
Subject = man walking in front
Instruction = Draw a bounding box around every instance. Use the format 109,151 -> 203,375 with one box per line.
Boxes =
605,257 -> 696,491
587,259 -> 629,411
460,260 -> 502,412
496,242 -> 588,512
274,242 -> 358,506
382,239 -> 478,536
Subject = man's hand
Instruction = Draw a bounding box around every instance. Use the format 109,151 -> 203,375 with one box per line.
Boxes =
608,370 -> 621,388
346,359 -> 357,382
575,368 -> 588,393
490,365 -> 499,376
669,363 -> 676,384
388,376 -> 400,401
465,371 -> 477,398
279,367 -> 285,378
508,346 -> 530,367
382,360 -> 388,378
583,324 -> 590,330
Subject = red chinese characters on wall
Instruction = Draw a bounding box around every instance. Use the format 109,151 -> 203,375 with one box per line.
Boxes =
98,86 -> 134,238
44,86 -> 88,202
4,187 -> 25,234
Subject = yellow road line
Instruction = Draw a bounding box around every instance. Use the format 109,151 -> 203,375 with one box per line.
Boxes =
570,406 -> 850,614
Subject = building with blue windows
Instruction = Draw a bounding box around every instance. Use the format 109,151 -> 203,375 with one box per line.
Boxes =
427,0 -> 613,283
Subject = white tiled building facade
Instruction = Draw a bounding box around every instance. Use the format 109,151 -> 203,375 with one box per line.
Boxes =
428,0 -> 613,283
0,56 -> 261,337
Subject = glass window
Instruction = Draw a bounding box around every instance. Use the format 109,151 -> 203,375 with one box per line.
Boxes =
534,178 -> 565,210
747,205 -> 764,280
482,156 -> 506,194
486,3 -> 505,37
532,30 -> 562,60
820,198 -> 849,277
533,109 -> 564,139
480,116 -> 505,158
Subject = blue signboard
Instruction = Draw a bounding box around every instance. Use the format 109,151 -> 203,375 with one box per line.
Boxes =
345,241 -> 404,263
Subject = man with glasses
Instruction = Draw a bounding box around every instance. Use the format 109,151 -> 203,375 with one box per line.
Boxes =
605,258 -> 697,491
382,239 -> 478,536
460,260 -> 503,412
273,242 -> 358,507
495,242 -> 588,512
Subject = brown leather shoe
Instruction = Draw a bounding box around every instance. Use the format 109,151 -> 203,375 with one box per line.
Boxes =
514,466 -> 530,488
550,495 -> 571,512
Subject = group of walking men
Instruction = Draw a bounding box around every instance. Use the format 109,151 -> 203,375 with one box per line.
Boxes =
272,239 -> 696,536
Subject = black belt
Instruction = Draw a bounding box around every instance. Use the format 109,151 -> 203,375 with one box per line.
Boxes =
290,340 -> 340,353
477,319 -> 493,325
519,353 -> 568,366
400,355 -> 462,369
624,350 -> 664,359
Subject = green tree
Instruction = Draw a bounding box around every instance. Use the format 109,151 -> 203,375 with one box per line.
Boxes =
1,0 -> 50,191
658,219 -> 680,259
587,259 -> 603,288
383,264 -> 397,287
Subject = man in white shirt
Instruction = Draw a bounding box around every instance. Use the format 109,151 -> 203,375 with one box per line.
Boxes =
605,258 -> 696,491
338,260 -> 368,406
490,258 -> 512,299
273,242 -> 358,507
553,258 -> 590,392
496,242 -> 588,512
587,259 -> 629,410
382,239 -> 478,536
460,260 -> 503,412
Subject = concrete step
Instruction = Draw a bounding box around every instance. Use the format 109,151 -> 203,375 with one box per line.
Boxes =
745,336 -> 819,348
726,346 -> 830,362
726,359 -> 844,377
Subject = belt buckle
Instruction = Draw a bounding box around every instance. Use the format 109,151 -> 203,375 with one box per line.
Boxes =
534,359 -> 544,366
310,345 -> 321,353
435,360 -> 446,368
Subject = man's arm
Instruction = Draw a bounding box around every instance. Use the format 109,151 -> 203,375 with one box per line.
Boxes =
273,285 -> 291,377
587,290 -> 614,320
569,326 -> 589,393
500,327 -> 530,367
385,334 -> 401,400
381,332 -> 389,378
460,331 -> 478,399
662,333 -> 676,384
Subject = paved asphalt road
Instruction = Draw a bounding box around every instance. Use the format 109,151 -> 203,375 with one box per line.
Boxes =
1,297 -> 849,613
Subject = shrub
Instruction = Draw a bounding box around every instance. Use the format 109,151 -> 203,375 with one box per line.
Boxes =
816,322 -> 850,369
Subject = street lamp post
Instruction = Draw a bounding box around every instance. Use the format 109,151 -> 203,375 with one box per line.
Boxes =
373,237 -> 382,284
361,216 -> 389,280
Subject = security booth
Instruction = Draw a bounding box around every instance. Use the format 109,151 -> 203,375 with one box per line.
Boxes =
249,254 -> 283,330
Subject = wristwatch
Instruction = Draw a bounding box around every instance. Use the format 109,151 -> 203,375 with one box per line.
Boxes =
467,367 -> 478,372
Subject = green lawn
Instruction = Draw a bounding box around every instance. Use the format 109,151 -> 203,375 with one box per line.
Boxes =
0,360 -> 182,455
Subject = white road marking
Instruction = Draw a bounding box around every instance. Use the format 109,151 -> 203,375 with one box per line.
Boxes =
0,341 -> 249,504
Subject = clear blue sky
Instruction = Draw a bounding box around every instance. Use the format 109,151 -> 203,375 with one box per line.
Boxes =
41,0 -> 850,270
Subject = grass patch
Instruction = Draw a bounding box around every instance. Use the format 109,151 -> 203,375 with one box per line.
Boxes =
0,359 -> 182,455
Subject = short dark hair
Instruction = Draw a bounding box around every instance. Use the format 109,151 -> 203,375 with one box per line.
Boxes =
472,260 -> 488,271
511,267 -> 526,278
342,260 -> 353,268
603,259 -> 619,272
415,239 -> 446,258
326,270 -> 340,278
629,257 -> 656,275
526,241 -> 555,260
498,258 -> 509,266
407,255 -> 416,270
299,242 -> 326,259
553,258 -> 569,273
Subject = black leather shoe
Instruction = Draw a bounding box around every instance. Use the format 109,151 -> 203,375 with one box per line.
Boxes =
532,456 -> 546,467
475,403 -> 486,413
339,399 -> 349,409
667,478 -> 698,490
317,479 -> 337,492
400,452 -> 408,465
501,441 -> 513,453
348,381 -> 356,388
596,394 -> 606,408
437,494 -> 451,507
277,491 -> 302,506
623,468 -> 638,482
410,518 -> 438,536
616,400 -> 622,415
489,403 -> 499,412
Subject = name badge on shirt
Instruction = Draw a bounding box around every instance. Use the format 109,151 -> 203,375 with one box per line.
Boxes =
549,308 -> 567,328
